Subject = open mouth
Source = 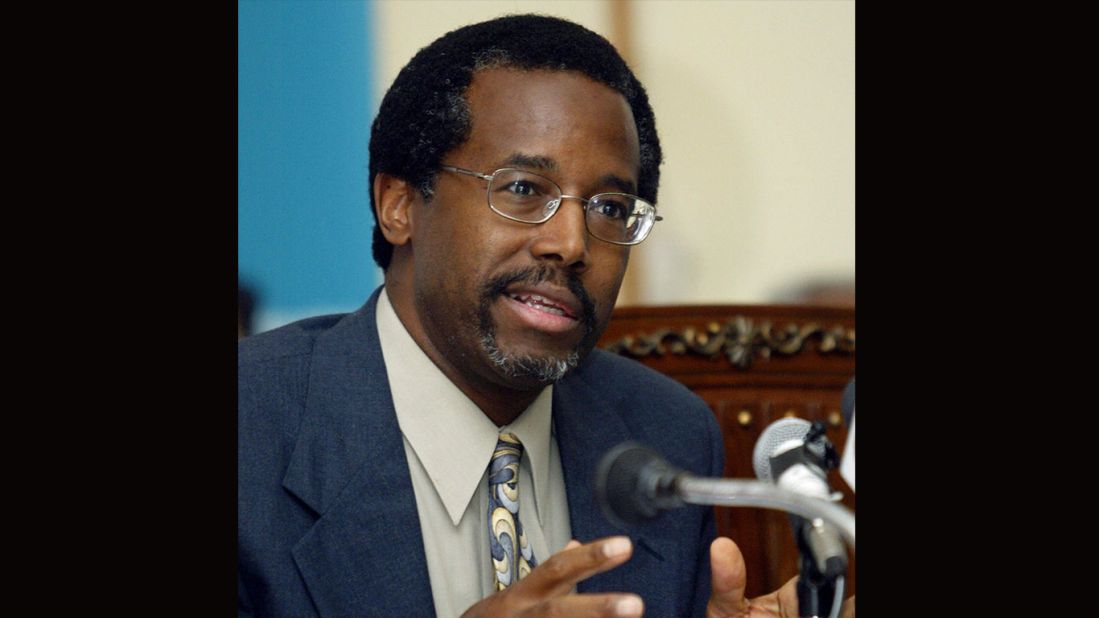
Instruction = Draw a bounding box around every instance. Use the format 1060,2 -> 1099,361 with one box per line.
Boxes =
506,292 -> 577,320
481,266 -> 595,340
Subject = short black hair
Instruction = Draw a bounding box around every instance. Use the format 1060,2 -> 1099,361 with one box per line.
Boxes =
368,13 -> 662,269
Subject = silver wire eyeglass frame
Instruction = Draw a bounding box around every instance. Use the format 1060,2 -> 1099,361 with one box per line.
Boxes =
439,165 -> 662,246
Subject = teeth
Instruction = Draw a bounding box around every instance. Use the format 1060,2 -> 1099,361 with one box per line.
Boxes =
509,293 -> 567,316
532,303 -> 565,316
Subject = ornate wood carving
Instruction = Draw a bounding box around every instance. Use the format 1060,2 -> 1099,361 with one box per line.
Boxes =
601,316 -> 855,368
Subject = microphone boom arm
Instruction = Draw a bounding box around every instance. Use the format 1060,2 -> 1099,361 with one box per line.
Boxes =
675,476 -> 856,550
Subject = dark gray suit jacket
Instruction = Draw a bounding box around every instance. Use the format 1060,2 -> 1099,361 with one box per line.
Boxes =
239,288 -> 724,617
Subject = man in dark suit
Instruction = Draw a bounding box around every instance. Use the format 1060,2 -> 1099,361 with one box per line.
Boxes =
240,14 -> 844,618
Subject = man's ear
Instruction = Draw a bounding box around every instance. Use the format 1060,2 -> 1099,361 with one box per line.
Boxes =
373,172 -> 417,246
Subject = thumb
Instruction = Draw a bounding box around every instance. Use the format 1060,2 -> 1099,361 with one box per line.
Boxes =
707,536 -> 748,618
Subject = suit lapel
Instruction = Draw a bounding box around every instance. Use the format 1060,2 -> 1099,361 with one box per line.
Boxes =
553,358 -> 670,596
281,289 -> 435,616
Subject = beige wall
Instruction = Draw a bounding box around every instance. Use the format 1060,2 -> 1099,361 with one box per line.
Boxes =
373,0 -> 854,306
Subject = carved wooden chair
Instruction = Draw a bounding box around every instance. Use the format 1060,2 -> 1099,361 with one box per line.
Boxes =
597,304 -> 856,598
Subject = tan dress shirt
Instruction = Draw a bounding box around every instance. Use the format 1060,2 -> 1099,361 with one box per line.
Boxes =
376,288 -> 573,617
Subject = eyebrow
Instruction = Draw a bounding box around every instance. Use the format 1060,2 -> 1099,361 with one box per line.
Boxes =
502,152 -> 639,195
596,173 -> 637,195
502,153 -> 557,171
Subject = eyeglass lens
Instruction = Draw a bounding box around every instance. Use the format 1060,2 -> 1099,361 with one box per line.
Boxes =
488,169 -> 655,244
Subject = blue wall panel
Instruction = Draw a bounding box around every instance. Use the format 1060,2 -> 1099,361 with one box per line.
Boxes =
238,0 -> 378,333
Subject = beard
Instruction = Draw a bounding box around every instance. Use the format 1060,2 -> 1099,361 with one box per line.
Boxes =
477,264 -> 599,384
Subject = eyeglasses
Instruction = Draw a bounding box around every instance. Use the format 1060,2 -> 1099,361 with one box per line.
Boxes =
439,165 -> 662,246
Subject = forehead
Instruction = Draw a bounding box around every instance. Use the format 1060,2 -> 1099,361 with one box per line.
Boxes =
457,68 -> 641,180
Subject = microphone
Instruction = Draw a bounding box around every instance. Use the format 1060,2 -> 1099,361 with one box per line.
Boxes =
839,377 -> 855,491
594,443 -> 855,547
840,378 -> 855,427
753,418 -> 847,618
593,442 -> 683,526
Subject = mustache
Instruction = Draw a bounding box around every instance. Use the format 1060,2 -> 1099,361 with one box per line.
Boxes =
482,264 -> 597,331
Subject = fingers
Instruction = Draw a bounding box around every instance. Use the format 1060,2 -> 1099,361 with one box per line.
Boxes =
460,537 -> 640,618
707,538 -> 799,618
521,536 -> 635,599
771,575 -> 799,618
521,593 -> 644,618
706,537 -> 748,618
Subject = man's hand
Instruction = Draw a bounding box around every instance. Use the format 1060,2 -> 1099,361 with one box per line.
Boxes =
706,537 -> 855,618
460,536 -> 645,617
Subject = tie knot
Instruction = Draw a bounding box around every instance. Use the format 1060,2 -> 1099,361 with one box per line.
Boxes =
490,433 -> 523,479
494,432 -> 523,458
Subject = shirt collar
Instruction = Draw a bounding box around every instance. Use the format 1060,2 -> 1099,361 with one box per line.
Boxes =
376,287 -> 554,527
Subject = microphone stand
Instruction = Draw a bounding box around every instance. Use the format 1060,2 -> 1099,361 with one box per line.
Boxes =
673,478 -> 855,549
596,439 -> 853,618
674,478 -> 851,618
676,422 -> 852,618
793,530 -> 845,618
786,421 -> 846,618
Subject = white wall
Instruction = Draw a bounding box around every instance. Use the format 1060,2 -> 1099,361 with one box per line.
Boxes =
373,0 -> 854,306
632,0 -> 854,304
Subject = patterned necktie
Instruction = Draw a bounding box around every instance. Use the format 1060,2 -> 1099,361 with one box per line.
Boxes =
488,432 -> 538,590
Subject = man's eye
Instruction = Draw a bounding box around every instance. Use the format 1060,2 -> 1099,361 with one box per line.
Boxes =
594,199 -> 629,220
503,181 -> 539,197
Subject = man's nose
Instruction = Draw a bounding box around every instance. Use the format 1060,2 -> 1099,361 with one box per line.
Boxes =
529,196 -> 590,272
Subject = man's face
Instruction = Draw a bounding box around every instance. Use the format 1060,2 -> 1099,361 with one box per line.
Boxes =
405,67 -> 640,393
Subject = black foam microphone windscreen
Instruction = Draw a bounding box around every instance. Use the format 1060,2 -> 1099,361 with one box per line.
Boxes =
594,442 -> 682,527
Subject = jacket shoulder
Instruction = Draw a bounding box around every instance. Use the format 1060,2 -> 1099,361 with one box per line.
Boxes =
237,313 -> 348,436
238,313 -> 347,367
571,348 -> 707,409
565,349 -> 720,459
